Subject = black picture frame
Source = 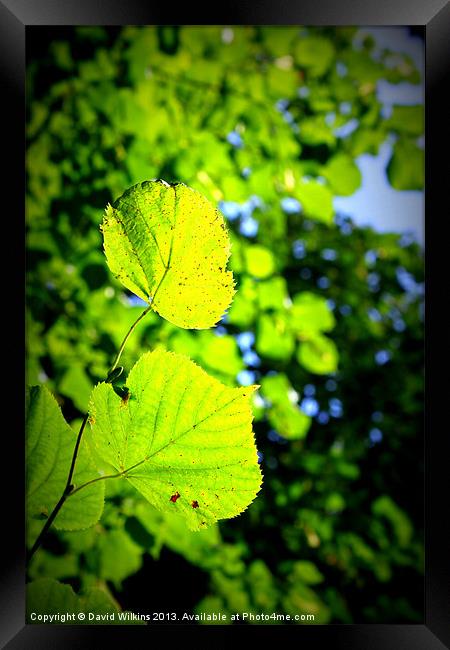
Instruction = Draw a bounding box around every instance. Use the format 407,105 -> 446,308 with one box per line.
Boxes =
4,0 -> 449,646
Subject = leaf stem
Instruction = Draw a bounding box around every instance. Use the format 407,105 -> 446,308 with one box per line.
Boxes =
26,413 -> 90,564
67,451 -> 150,498
27,492 -> 68,564
68,470 -> 125,496
27,304 -> 151,565
108,304 -> 152,373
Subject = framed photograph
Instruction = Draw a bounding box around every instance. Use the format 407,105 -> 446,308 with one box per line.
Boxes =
2,0 -> 448,646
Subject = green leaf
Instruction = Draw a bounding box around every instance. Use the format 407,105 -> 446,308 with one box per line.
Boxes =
336,461 -> 360,480
26,386 -> 104,541
298,116 -> 336,147
387,139 -> 424,190
291,561 -> 324,585
295,180 -> 334,224
226,277 -> 257,327
283,582 -> 331,623
98,529 -> 143,588
195,596 -> 228,624
27,579 -> 78,622
61,528 -> 98,554
28,550 -> 79,582
87,349 -> 262,531
256,277 -> 289,311
384,105 -> 424,136
341,49 -> 384,84
297,334 -> 339,374
325,492 -> 346,513
290,292 -> 336,334
59,364 -> 94,412
268,403 -> 310,441
294,35 -> 335,77
261,26 -> 298,57
134,501 -> 226,569
248,560 -> 279,610
256,313 -> 295,361
244,244 -> 276,279
26,578 -> 140,624
260,374 -> 310,440
321,154 -> 362,196
372,496 -> 413,547
197,333 -> 244,378
350,128 -> 387,157
266,66 -> 299,98
101,180 -> 235,329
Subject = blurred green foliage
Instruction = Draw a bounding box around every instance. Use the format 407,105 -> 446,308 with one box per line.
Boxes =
26,26 -> 424,624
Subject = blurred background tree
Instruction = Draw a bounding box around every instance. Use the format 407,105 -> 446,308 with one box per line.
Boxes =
26,25 -> 424,624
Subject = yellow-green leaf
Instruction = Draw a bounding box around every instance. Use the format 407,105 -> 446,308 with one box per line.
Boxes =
101,180 -> 235,329
87,349 -> 262,531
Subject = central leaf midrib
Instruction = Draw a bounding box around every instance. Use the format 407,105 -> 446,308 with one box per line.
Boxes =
149,187 -> 178,310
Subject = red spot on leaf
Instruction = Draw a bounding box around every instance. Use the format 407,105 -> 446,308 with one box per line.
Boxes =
169,492 -> 180,503
191,500 -> 199,509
